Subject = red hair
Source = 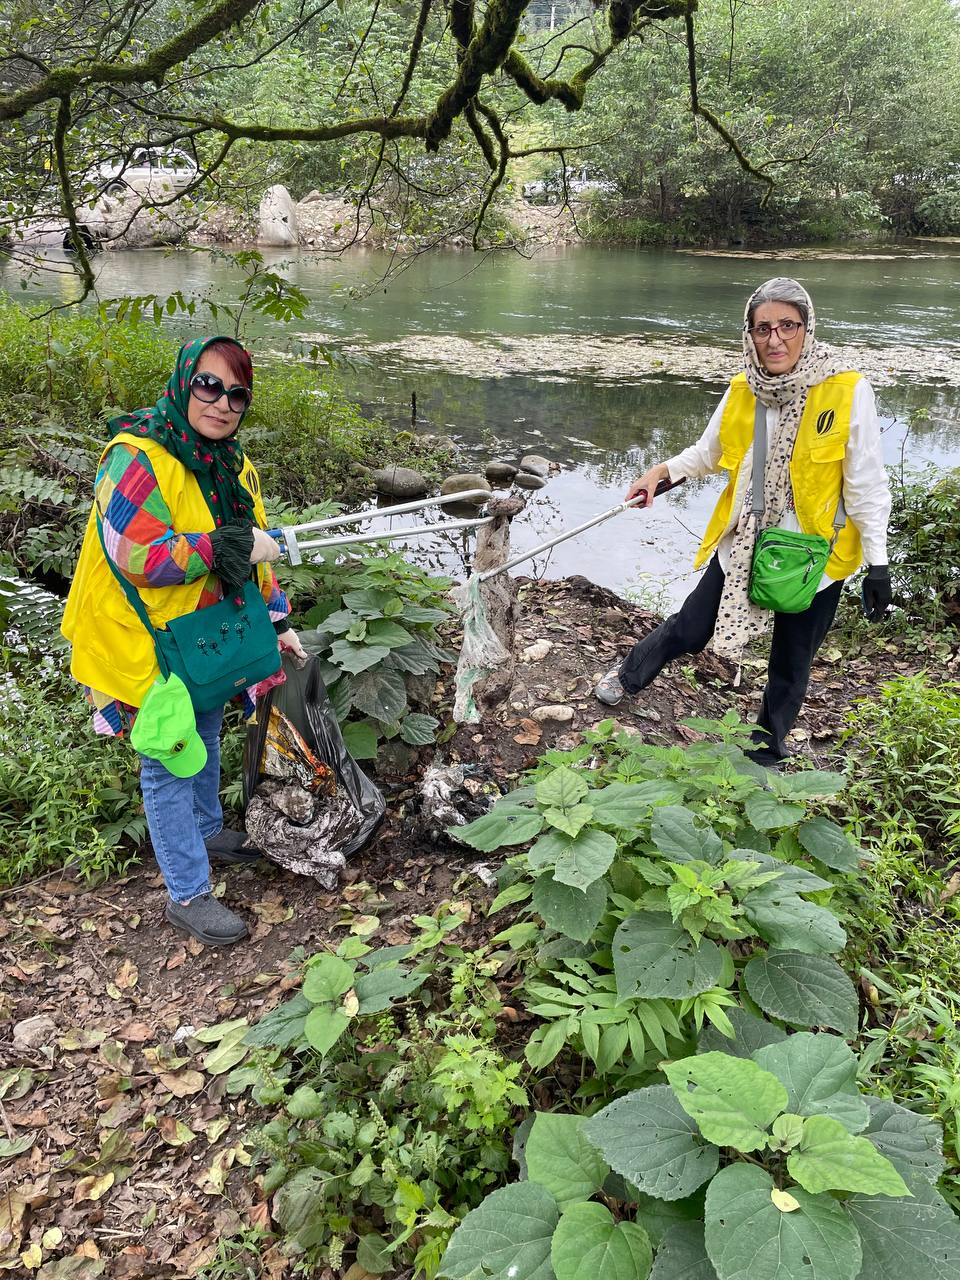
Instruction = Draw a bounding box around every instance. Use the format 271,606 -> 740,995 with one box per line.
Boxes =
205,338 -> 253,390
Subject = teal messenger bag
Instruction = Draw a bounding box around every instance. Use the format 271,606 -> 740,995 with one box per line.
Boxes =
97,517 -> 281,713
747,402 -> 846,615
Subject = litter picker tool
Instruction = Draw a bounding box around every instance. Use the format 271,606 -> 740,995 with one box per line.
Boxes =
451,476 -> 685,722
266,489 -> 493,565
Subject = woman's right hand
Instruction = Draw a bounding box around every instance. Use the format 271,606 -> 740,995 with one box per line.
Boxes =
626,463 -> 670,508
250,527 -> 282,564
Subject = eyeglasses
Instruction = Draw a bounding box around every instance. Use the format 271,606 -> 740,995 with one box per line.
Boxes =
189,372 -> 252,414
749,319 -> 804,341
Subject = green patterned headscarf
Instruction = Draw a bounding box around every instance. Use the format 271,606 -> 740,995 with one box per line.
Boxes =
108,336 -> 256,528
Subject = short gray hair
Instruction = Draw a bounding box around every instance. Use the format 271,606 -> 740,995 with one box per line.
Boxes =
746,277 -> 811,329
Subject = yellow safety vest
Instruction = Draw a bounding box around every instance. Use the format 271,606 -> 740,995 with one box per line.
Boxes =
61,433 -> 270,707
694,371 -> 863,581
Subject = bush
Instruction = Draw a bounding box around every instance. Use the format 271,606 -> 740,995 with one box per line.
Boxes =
887,466 -> 960,627
839,674 -> 960,858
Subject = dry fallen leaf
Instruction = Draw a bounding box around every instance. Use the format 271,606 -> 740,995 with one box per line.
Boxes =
115,960 -> 139,990
771,1188 -> 800,1212
116,1021 -> 154,1043
73,1171 -> 114,1204
157,1117 -> 197,1148
158,1070 -> 205,1097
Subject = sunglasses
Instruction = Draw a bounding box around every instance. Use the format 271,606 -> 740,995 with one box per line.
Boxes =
188,371 -> 252,414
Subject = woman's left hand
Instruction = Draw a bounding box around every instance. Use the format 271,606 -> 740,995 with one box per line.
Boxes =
277,627 -> 309,668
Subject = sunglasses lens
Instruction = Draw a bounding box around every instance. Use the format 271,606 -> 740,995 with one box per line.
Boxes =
227,387 -> 251,412
190,374 -> 250,413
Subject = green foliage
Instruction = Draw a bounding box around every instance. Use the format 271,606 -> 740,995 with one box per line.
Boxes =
442,1036 -> 952,1280
885,467 -> 960,629
840,674 -> 960,856
0,662 -> 143,885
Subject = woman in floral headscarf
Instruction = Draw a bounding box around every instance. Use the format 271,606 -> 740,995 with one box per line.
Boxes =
63,336 -> 307,946
594,278 -> 892,766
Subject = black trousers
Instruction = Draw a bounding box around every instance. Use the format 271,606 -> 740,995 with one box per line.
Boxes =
618,556 -> 843,760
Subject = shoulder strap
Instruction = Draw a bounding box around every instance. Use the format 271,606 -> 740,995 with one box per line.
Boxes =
95,513 -> 170,679
752,396 -> 846,534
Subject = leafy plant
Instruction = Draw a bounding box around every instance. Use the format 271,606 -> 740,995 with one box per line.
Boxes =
439,1033 -> 959,1280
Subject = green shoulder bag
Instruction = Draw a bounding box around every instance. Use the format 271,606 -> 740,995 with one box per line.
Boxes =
747,400 -> 846,614
97,517 -> 281,712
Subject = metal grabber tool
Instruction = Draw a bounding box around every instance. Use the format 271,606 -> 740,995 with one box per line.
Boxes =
266,489 -> 494,565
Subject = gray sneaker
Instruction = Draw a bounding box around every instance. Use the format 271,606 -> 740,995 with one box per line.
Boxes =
166,894 -> 248,946
594,666 -> 626,706
205,826 -> 264,865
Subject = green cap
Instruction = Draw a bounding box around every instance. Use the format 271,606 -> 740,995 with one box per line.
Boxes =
130,673 -> 207,778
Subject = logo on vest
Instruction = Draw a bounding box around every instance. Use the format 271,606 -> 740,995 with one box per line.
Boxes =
815,409 -> 835,436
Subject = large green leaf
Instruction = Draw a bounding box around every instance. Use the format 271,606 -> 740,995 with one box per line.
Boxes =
329,638 -> 391,675
529,828 -> 618,891
774,771 -> 846,800
652,807 -> 723,865
365,619 -> 415,648
302,955 -> 355,1003
535,766 -> 591,810
303,1006 -> 351,1057
389,638 -> 441,675
454,802 -> 545,852
353,966 -> 426,1014
438,1181 -> 559,1280
552,1202 -> 652,1280
787,1116 -> 909,1197
650,1223 -> 718,1280
399,712 -> 439,746
591,781 -> 684,828
584,1086 -> 719,1202
342,587 -> 392,617
860,1097 -> 946,1184
743,951 -> 859,1036
274,1167 -> 331,1248
630,1190 -> 707,1250
525,1113 -> 610,1209
697,1009 -> 788,1059
533,872 -> 607,943
727,849 -> 831,894
613,913 -> 725,1000
743,791 -> 805,831
846,1170 -> 960,1280
243,993 -> 311,1048
704,1164 -> 862,1280
742,885 -> 846,955
752,1033 -> 868,1133
342,719 -> 378,760
350,665 -> 408,721
663,1054 -> 787,1153
796,818 -> 862,872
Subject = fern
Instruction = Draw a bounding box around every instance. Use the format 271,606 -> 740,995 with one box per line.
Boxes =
0,465 -> 74,509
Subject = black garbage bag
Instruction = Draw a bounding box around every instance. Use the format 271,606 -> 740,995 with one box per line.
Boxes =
243,654 -> 385,888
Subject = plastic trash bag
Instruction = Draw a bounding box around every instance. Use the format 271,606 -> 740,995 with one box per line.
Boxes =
243,654 -> 385,888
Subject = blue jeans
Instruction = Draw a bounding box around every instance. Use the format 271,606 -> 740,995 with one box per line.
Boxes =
138,706 -> 224,903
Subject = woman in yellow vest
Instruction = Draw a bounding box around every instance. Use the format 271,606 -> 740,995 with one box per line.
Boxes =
595,277 -> 892,766
62,336 -> 307,945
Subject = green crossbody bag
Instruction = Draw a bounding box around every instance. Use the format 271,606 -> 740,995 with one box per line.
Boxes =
747,401 -> 846,614
97,517 -> 281,713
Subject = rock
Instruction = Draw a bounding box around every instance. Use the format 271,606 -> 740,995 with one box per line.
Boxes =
531,704 -> 575,724
522,639 -> 553,662
419,434 -> 460,456
519,453 -> 550,478
440,473 -> 491,505
514,472 -> 546,490
300,189 -> 322,204
486,459 -> 518,485
258,184 -> 298,246
637,707 -> 662,722
370,466 -> 429,499
13,1014 -> 56,1050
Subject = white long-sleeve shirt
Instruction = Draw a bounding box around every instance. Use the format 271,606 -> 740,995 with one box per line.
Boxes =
665,378 -> 891,589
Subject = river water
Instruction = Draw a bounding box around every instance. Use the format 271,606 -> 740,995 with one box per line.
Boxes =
5,243 -> 960,601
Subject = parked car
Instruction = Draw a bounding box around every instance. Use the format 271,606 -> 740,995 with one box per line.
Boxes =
98,147 -> 198,195
522,167 -> 615,205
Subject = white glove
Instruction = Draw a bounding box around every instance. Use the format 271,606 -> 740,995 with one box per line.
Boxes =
277,628 -> 308,669
250,527 -> 281,564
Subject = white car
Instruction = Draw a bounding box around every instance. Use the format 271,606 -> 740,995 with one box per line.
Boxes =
98,147 -> 198,195
522,167 -> 615,204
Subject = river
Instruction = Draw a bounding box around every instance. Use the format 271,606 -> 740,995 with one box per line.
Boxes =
5,242 -> 960,601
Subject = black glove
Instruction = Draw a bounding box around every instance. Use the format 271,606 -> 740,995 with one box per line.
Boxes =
861,564 -> 892,622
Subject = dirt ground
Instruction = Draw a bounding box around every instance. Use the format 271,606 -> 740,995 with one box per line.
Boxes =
3,576 -> 955,1278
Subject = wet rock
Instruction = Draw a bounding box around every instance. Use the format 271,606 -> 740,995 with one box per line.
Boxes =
519,454 -> 550,478
419,433 -> 460,456
370,466 -> 430,499
486,459 -> 518,485
258,184 -> 298,247
514,472 -> 547,490
522,639 -> 553,662
440,473 -> 492,505
531,704 -> 575,724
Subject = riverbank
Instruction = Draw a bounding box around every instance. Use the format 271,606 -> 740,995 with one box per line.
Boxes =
3,573 -> 959,1274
